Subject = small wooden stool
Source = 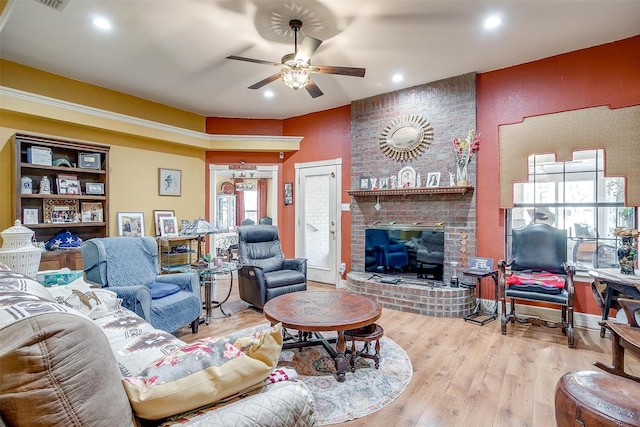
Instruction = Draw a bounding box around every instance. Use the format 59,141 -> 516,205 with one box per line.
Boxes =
555,370 -> 640,427
344,323 -> 384,372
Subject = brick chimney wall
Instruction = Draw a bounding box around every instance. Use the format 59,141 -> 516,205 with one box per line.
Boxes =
350,73 -> 478,282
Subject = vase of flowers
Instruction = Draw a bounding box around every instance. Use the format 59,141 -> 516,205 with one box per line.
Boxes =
614,227 -> 639,275
452,129 -> 480,186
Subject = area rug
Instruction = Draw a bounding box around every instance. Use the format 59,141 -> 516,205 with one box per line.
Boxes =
276,329 -> 413,425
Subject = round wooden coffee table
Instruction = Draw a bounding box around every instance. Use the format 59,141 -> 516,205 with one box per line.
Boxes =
263,290 -> 382,382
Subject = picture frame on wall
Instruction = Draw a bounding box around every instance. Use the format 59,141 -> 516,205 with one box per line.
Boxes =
159,168 -> 181,196
117,212 -> 145,237
154,210 -> 176,236
426,172 -> 441,187
160,216 -> 179,237
284,182 -> 293,205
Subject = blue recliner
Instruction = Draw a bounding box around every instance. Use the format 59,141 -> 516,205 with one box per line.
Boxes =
81,236 -> 202,333
237,225 -> 307,309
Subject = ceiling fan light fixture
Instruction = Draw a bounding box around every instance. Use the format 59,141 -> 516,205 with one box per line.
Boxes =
281,59 -> 311,90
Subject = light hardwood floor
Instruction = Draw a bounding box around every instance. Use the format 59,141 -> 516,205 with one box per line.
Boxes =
174,280 -> 640,427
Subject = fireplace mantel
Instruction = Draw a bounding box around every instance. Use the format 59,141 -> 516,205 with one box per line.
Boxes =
347,186 -> 473,197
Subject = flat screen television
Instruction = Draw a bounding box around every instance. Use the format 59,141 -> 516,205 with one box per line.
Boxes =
364,227 -> 444,280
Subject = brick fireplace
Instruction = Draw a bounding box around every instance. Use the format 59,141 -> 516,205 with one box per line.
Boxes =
347,73 -> 478,316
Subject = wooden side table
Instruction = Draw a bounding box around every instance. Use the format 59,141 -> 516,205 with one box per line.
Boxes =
588,268 -> 640,337
462,269 -> 499,325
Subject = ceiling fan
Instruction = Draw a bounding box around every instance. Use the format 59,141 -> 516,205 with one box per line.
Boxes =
226,19 -> 366,98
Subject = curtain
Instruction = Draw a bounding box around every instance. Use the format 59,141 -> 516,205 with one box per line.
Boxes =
499,105 -> 640,207
257,178 -> 268,219
234,179 -> 244,224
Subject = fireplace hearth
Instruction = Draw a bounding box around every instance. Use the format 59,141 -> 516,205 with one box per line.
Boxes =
346,272 -> 475,317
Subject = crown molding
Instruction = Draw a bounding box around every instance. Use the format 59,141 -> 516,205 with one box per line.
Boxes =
0,86 -> 302,151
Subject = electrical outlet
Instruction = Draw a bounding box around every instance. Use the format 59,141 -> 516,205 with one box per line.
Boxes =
339,262 -> 346,275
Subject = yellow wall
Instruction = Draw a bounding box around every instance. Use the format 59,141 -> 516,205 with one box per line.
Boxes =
0,61 -> 207,239
1,60 -> 204,131
0,60 -> 300,241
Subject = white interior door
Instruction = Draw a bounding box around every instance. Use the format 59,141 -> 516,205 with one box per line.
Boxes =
295,159 -> 341,285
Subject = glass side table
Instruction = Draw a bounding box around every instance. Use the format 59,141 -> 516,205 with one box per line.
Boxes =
182,264 -> 240,324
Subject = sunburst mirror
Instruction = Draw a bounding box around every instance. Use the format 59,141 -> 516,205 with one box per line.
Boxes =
379,115 -> 434,162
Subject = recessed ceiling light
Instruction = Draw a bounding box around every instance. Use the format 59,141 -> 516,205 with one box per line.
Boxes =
264,90 -> 274,98
92,16 -> 112,30
484,15 -> 501,29
392,73 -> 404,83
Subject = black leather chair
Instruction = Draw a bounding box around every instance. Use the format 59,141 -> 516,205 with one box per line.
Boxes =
237,225 -> 307,309
499,223 -> 576,347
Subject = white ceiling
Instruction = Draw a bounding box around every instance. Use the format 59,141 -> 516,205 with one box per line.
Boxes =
1,0 -> 638,120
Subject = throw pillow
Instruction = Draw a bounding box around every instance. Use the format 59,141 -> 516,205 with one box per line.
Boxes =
0,266 -> 54,301
122,323 -> 283,420
148,282 -> 181,299
48,278 -> 121,319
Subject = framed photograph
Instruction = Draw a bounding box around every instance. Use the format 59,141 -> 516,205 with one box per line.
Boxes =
57,173 -> 81,195
154,210 -> 175,236
359,176 -> 371,190
81,202 -> 103,222
51,206 -> 76,223
160,216 -> 179,237
117,212 -> 145,237
85,182 -> 105,195
78,152 -> 101,169
284,182 -> 293,205
43,199 -> 79,224
159,168 -> 181,196
378,176 -> 389,189
426,172 -> 441,187
23,208 -> 39,225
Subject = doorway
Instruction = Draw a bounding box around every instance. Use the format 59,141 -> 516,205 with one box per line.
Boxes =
208,164 -> 279,255
295,159 -> 342,285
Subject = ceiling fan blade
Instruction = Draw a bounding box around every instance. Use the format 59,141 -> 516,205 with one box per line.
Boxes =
294,36 -> 322,63
312,65 -> 366,78
305,80 -> 324,98
227,55 -> 280,67
248,73 -> 281,90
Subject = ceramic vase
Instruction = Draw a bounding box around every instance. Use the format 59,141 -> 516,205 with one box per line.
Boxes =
617,236 -> 638,275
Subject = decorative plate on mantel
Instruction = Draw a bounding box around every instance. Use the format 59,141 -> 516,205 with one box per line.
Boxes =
221,181 -> 234,195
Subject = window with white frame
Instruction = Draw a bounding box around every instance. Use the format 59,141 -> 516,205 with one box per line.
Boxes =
243,189 -> 258,223
506,149 -> 636,272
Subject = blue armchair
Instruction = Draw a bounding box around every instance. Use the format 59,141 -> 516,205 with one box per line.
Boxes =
81,236 -> 201,333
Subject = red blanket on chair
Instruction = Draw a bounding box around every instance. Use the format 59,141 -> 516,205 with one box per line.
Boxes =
506,272 -> 565,290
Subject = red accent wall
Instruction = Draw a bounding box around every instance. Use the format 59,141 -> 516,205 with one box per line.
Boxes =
206,117 -> 283,135
205,105 -> 352,266
476,35 -> 640,315
282,106 -> 352,260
